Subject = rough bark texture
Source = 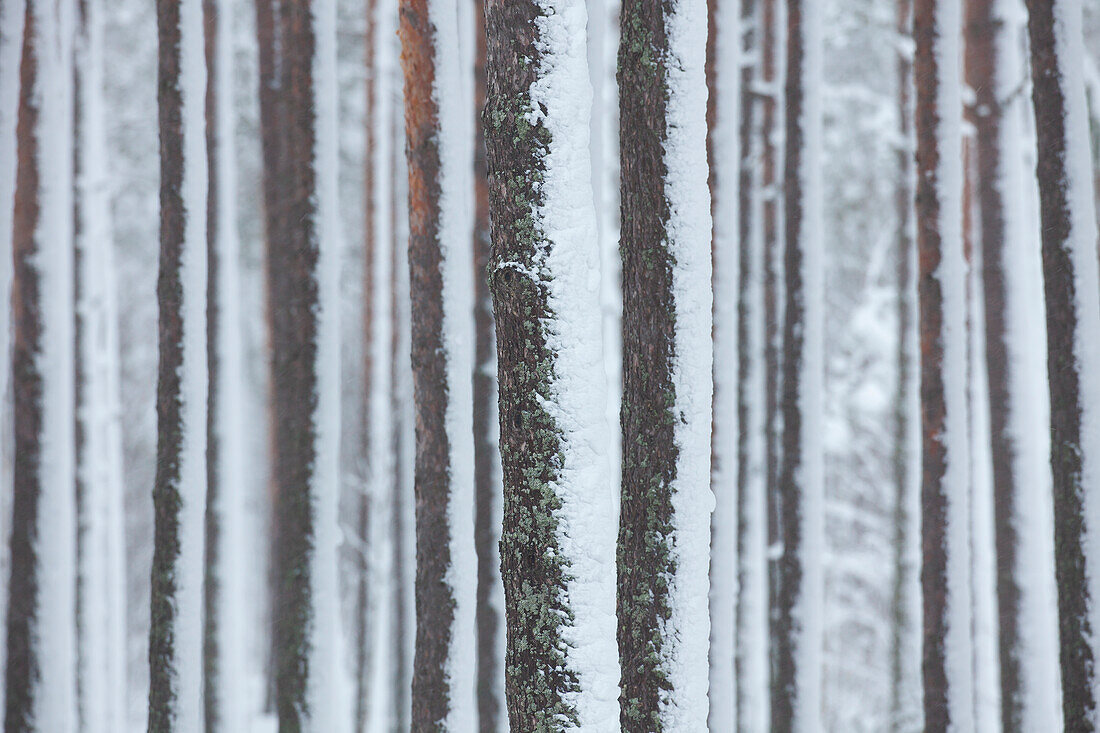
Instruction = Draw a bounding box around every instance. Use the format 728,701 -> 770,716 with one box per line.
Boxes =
472,2 -> 503,730
256,0 -> 324,726
1026,0 -> 1097,728
616,1 -> 680,730
6,4 -> 44,730
148,0 -> 191,726
483,1 -> 581,728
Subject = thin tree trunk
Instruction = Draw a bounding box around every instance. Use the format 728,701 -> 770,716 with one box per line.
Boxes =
148,0 -> 208,728
471,1 -> 505,729
913,0 -> 974,728
398,0 -> 477,727
617,0 -> 713,729
770,0 -> 823,729
707,0 -> 741,727
1025,0 -> 1100,728
256,0 -> 341,727
202,0 -> 246,729
484,1 -> 618,728
888,0 -> 921,729
6,1 -> 78,730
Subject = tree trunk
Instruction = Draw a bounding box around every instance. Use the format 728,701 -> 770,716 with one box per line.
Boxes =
707,0 -> 740,727
202,0 -> 246,729
913,0 -> 974,728
471,1 -> 505,729
770,0 -> 823,729
73,0 -> 127,730
888,0 -> 921,729
148,0 -> 208,728
484,1 -> 619,728
398,0 -> 477,727
1025,0 -> 1100,728
617,0 -> 713,729
256,0 -> 341,728
6,1 -> 78,730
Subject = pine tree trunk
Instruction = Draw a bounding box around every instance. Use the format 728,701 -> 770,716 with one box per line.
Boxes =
149,0 -> 208,728
888,2 -> 921,731
6,1 -> 78,730
707,0 -> 741,727
1025,0 -> 1100,728
913,0 -> 974,728
398,0 -> 477,727
484,1 -> 618,728
256,0 -> 341,727
617,0 -> 713,729
202,0 -> 246,728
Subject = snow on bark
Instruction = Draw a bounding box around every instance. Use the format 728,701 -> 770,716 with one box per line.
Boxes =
913,0 -> 975,728
148,0 -> 208,727
483,0 -> 618,728
1024,0 -> 1100,727
617,0 -> 713,729
73,0 -> 127,730
201,0 -> 247,729
706,0 -> 740,728
399,0 -> 478,727
5,1 -> 78,730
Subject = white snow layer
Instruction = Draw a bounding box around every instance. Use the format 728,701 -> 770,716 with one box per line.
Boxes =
932,0 -> 976,728
788,2 -> 824,730
28,1 -> 79,730
308,0 -> 342,729
1052,4 -> 1100,729
707,0 -> 739,729
529,1 -> 620,729
428,0 -> 478,727
662,0 -> 715,729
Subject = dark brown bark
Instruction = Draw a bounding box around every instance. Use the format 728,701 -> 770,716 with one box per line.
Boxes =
772,0 -> 811,727
255,0 -> 325,726
484,1 -> 580,728
914,0 -> 956,727
1025,1 -> 1097,728
472,0 -> 502,730
888,0 -> 917,729
398,2 -> 458,726
6,3 -> 44,730
616,1 -> 679,730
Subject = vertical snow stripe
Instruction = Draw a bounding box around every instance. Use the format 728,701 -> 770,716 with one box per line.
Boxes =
914,0 -> 974,728
148,0 -> 208,727
1025,0 -> 1100,728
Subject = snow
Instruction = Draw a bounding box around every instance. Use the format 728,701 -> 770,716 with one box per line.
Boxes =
426,0 -> 479,726
662,0 -> 715,728
707,0 -> 740,728
529,0 -> 620,728
308,0 -> 343,728
1052,3 -> 1100,727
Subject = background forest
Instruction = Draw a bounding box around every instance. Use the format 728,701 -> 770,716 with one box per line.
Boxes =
5,0 -> 1100,731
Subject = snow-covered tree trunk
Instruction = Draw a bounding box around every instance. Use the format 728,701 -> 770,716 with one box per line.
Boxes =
888,1 -> 921,729
1024,0 -> 1100,728
148,0 -> 208,728
707,0 -> 740,728
5,1 -> 78,730
734,2 -> 769,729
913,0 -> 974,728
73,0 -> 127,730
617,0 -> 712,729
255,0 -> 341,728
484,0 -> 618,729
770,0 -> 822,729
397,0 -> 477,728
471,2 -> 506,730
201,0 -> 246,729
965,0 -> 1062,727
